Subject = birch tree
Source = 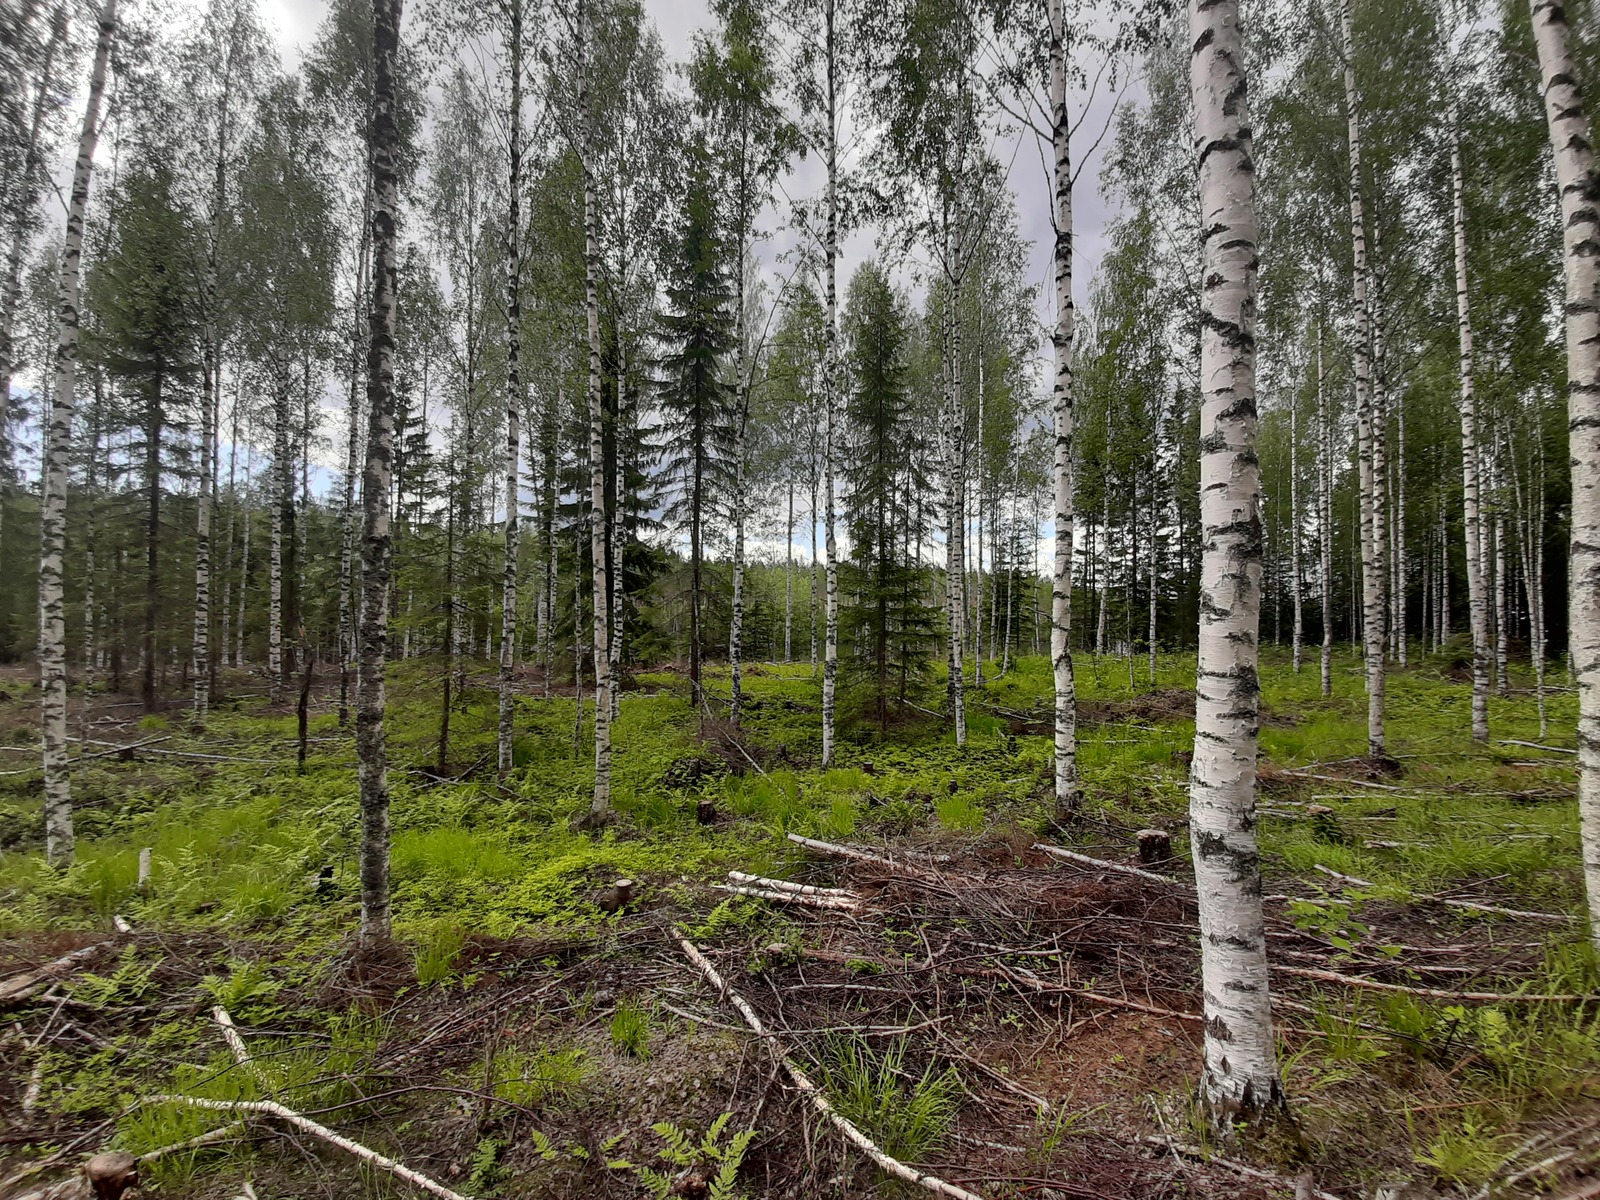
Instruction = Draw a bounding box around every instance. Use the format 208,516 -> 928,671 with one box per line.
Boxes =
358,0 -> 403,945
1528,0 -> 1600,953
37,0 -> 116,866
1187,0 -> 1283,1126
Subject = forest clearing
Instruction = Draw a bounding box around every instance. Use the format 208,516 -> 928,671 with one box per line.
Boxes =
0,651 -> 1593,1199
7,0 -> 1600,1190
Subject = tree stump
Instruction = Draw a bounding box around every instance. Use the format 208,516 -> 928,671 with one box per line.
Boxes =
84,1152 -> 138,1200
1136,829 -> 1172,865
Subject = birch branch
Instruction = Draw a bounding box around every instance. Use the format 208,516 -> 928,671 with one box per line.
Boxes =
1031,843 -> 1184,887
675,935 -> 985,1200
1312,864 -> 1574,922
141,1095 -> 470,1200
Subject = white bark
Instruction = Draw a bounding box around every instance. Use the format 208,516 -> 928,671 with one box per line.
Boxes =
1318,327 -> 1333,697
269,381 -> 288,704
357,0 -> 402,944
1530,0 -> 1600,956
1187,0 -> 1283,1124
1291,383 -> 1303,673
785,480 -> 794,663
38,0 -> 116,867
582,0 -> 613,820
1048,0 -> 1079,811
499,6 -> 525,780
1451,100 -> 1490,742
820,0 -> 840,767
1341,0 -> 1385,758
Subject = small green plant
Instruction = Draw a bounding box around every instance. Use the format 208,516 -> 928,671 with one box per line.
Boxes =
201,959 -> 281,1015
71,946 -> 159,1007
610,997 -> 654,1058
935,793 -> 984,832
818,1036 -> 961,1161
467,1137 -> 507,1196
490,1044 -> 592,1110
412,923 -> 467,986
1413,1111 -> 1513,1186
638,1113 -> 756,1200
686,899 -> 762,941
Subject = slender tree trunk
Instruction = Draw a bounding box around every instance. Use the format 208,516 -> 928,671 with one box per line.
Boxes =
810,472 -> 819,672
357,0 -> 401,943
730,244 -> 749,724
943,273 -> 967,748
192,339 -> 216,725
1188,0 -> 1283,1126
37,0 -> 115,867
498,7 -> 525,780
142,378 -> 163,713
221,375 -> 239,670
0,4 -> 65,422
1342,0 -> 1384,757
1291,384 -> 1303,674
610,346 -> 626,720
821,0 -> 840,766
785,479 -> 794,663
1438,118 -> 1490,741
1530,0 -> 1600,954
269,377 -> 292,704
238,441 -> 252,667
339,187 -> 372,730
582,0 -> 613,821
1495,453 -> 1509,693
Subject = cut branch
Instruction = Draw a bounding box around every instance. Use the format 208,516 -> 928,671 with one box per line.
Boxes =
675,935 -> 984,1200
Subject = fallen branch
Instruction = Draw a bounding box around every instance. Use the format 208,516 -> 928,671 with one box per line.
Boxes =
1274,965 -> 1589,1003
213,1006 -> 252,1067
1499,739 -> 1577,756
1312,864 -> 1574,922
1144,1137 -> 1340,1200
786,832 -> 933,874
675,936 -> 984,1200
0,939 -> 117,1005
1031,843 -> 1184,888
137,1122 -> 245,1163
1281,770 -> 1406,792
727,871 -> 857,899
714,884 -> 859,911
142,1095 -> 469,1200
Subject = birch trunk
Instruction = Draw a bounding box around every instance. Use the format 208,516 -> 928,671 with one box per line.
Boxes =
785,480 -> 794,663
192,336 -> 215,725
1451,102 -> 1490,741
820,0 -> 840,767
730,250 -> 748,724
357,0 -> 401,944
582,0 -> 613,821
1530,0 -> 1600,955
609,347 -> 626,720
339,191 -> 372,730
1394,376 -> 1407,666
238,441 -> 252,667
0,4 -> 65,420
498,5 -> 525,780
1341,0 -> 1385,757
1291,386 -> 1303,674
38,0 -> 116,867
1188,0 -> 1283,1124
269,379 -> 289,704
221,376 -> 239,669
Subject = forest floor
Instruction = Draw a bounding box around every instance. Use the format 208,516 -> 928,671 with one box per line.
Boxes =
0,646 -> 1595,1199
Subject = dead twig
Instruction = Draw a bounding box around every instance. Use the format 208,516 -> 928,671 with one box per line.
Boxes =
1273,964 -> 1591,1004
1031,843 -> 1183,888
675,935 -> 984,1200
1312,863 -> 1574,922
141,1095 -> 470,1200
1,939 -> 119,1005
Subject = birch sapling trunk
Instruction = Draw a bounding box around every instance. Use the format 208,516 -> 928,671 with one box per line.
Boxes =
339,187 -> 372,729
1451,101 -> 1490,742
499,4 -> 525,780
820,0 -> 840,767
1188,0 -> 1284,1124
944,284 -> 967,748
730,247 -> 748,725
785,480 -> 794,663
1043,0 -> 1081,825
1531,0 -> 1600,952
221,378 -> 238,668
193,339 -> 216,725
357,0 -> 402,944
38,0 -> 115,867
1342,0 -> 1384,758
238,442 -> 252,667
269,379 -> 289,704
0,4 -> 65,419
1318,331 -> 1333,697
581,0 -> 613,821
1291,388 -> 1302,673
